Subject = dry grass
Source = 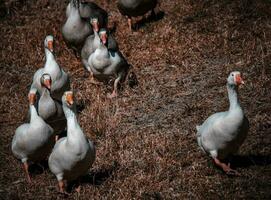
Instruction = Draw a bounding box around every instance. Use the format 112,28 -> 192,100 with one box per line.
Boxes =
0,0 -> 271,199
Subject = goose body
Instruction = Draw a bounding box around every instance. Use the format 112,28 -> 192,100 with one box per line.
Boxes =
35,85 -> 66,137
48,91 -> 95,192
12,106 -> 54,162
81,29 -> 118,70
31,36 -> 70,101
81,31 -> 101,70
117,0 -> 157,17
66,0 -> 108,28
86,41 -> 128,97
12,96 -> 55,182
196,71 -> 249,173
87,42 -> 127,77
62,0 -> 93,50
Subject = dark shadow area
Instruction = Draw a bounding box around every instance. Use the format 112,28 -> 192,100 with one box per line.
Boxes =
230,155 -> 271,168
28,160 -> 49,175
134,11 -> 165,30
76,99 -> 88,113
109,21 -> 117,34
66,161 -> 119,193
127,71 -> 139,89
82,161 -> 119,185
207,154 -> 271,176
57,129 -> 67,140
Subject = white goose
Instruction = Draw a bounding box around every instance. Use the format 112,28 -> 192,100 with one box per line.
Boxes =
66,0 -> 108,28
86,39 -> 129,98
196,71 -> 249,174
30,74 -> 66,141
62,0 -> 93,51
48,91 -> 95,193
81,20 -> 101,71
12,92 -> 55,183
31,35 -> 70,101
81,26 -> 118,75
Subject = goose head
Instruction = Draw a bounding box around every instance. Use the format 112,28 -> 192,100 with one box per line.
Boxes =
63,91 -> 74,107
99,29 -> 108,45
227,71 -> 244,87
40,73 -> 52,90
90,17 -> 99,33
44,35 -> 54,53
28,89 -> 37,105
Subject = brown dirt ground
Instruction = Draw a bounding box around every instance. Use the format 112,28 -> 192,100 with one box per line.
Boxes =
0,0 -> 271,199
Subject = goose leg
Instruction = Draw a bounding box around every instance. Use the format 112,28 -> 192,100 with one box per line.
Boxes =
75,185 -> 81,193
75,178 -> 81,193
213,158 -> 240,175
85,64 -> 100,85
89,71 -> 95,83
58,180 -> 65,193
23,162 -> 31,183
89,71 -> 102,85
128,17 -> 132,31
108,76 -> 121,98
84,63 -> 99,84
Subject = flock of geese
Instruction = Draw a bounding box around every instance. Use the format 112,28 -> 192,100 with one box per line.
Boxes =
11,0 -> 249,193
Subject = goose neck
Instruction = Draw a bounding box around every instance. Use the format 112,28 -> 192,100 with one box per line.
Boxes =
96,44 -> 109,58
45,48 -> 54,60
30,105 -> 39,123
44,50 -> 62,80
63,104 -> 78,129
63,104 -> 84,143
41,87 -> 50,98
227,84 -> 240,111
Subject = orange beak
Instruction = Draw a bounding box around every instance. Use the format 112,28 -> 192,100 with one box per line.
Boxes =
48,40 -> 53,51
29,93 -> 36,105
44,79 -> 51,90
66,93 -> 74,106
235,74 -> 244,85
100,34 -> 107,45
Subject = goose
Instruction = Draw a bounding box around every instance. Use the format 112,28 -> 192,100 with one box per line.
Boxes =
12,91 -> 55,183
196,71 -> 249,174
81,27 -> 118,75
66,0 -> 108,28
117,0 -> 158,30
62,0 -> 93,52
86,39 -> 129,98
81,19 -> 102,73
48,91 -> 95,193
31,74 -> 66,141
31,35 -> 70,101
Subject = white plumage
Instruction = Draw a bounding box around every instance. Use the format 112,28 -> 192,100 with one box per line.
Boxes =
12,93 -> 55,182
48,91 -> 95,192
86,40 -> 129,98
196,71 -> 249,174
31,35 -> 70,101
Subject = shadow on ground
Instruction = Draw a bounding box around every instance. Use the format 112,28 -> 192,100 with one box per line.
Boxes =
231,155 -> 271,168
134,11 -> 165,30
